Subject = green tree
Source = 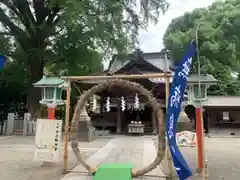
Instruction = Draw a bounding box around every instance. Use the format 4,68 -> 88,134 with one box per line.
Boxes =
0,0 -> 169,116
0,36 -> 27,117
164,0 -> 240,95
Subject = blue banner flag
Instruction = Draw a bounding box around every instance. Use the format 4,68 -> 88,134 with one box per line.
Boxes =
0,55 -> 6,70
166,40 -> 196,180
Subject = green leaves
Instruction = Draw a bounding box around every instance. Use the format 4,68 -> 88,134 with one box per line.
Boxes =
0,0 -> 170,77
164,0 -> 240,95
48,0 -> 170,75
0,0 -> 170,112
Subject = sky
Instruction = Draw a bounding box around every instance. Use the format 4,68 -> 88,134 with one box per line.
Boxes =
103,0 -> 217,69
138,0 -> 217,52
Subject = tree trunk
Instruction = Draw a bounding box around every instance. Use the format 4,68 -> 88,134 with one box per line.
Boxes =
26,58 -> 43,118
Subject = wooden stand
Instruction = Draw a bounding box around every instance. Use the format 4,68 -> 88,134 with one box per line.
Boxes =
128,123 -> 144,135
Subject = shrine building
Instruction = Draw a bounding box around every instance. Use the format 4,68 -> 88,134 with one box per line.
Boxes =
78,50 -> 217,134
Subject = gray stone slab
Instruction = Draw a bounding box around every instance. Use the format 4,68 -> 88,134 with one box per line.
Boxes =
142,138 -> 165,177
66,174 -> 93,180
133,176 -> 166,180
101,157 -> 117,163
107,147 -> 122,158
60,139 -> 115,180
61,136 -> 166,180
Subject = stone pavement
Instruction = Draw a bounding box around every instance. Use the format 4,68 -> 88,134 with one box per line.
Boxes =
61,136 -> 166,180
2,134 -> 240,180
156,137 -> 240,180
0,136 -> 110,180
209,128 -> 240,138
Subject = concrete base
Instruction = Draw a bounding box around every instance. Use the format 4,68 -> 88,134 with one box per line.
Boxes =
196,167 -> 203,174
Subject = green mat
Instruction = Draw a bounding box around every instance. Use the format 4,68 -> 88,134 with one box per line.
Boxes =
93,163 -> 133,180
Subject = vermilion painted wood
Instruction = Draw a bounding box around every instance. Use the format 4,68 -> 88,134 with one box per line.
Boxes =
195,107 -> 204,171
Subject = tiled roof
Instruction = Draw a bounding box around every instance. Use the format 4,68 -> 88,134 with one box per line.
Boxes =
107,52 -> 217,84
108,51 -> 173,74
33,76 -> 65,86
188,74 -> 217,83
203,96 -> 240,107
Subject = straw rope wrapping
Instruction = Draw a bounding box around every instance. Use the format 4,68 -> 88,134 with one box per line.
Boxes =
70,79 -> 166,177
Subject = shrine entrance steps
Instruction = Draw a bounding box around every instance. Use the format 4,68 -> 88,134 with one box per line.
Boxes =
61,136 -> 166,180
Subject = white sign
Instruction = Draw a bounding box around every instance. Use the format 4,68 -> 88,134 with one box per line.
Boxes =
223,112 -> 230,121
34,119 -> 62,162
176,131 -> 196,147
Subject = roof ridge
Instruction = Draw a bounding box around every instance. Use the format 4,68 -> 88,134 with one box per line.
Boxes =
208,95 -> 240,97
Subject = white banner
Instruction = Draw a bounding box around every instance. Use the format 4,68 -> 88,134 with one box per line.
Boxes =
34,119 -> 62,162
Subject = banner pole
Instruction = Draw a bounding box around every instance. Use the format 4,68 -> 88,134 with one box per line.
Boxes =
203,160 -> 209,180
165,76 -> 173,178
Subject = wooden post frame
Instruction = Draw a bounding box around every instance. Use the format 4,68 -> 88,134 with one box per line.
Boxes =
63,79 -> 71,172
195,105 -> 205,174
62,73 -> 172,172
165,77 -> 173,178
61,73 -> 172,81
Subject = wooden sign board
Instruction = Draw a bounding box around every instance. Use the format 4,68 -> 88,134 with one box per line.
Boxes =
34,119 -> 62,162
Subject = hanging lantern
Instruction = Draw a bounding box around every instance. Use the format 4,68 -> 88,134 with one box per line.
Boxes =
92,95 -> 97,112
134,93 -> 140,109
121,96 -> 126,111
105,97 -> 111,112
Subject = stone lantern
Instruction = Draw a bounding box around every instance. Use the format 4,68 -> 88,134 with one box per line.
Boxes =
186,73 -> 217,173
76,102 -> 95,142
185,74 -> 217,128
177,99 -> 193,131
187,74 -> 217,105
177,74 -> 217,132
33,76 -> 67,119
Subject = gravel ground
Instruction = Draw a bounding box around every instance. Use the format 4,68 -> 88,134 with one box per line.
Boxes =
154,137 -> 240,180
0,136 -> 111,180
1,135 -> 240,180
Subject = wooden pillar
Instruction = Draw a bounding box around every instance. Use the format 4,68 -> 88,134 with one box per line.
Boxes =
195,106 -> 205,173
117,100 -> 121,133
47,104 -> 56,120
165,77 -> 173,178
63,80 -> 71,172
152,109 -> 157,134
100,96 -> 104,118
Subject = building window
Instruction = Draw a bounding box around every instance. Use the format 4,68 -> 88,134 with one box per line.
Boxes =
222,112 -> 230,121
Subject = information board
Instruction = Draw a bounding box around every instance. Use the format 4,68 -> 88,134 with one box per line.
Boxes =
34,119 -> 62,162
